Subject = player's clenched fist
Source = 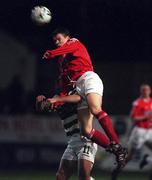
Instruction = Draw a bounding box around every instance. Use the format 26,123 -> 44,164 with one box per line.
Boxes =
42,50 -> 54,59
36,95 -> 46,102
36,95 -> 51,112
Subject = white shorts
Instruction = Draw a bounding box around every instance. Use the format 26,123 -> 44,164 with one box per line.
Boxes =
61,141 -> 97,163
76,71 -> 104,110
128,127 -> 152,150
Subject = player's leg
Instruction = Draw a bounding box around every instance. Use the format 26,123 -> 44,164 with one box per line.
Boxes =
78,104 -> 127,169
145,141 -> 152,150
145,129 -> 152,151
140,129 -> 152,169
111,127 -> 144,180
86,93 -> 119,144
111,147 -> 135,180
111,144 -> 136,180
78,159 -> 94,180
76,72 -> 119,144
56,159 -> 77,180
77,142 -> 97,180
56,147 -> 77,180
140,142 -> 152,169
77,72 -> 127,168
78,107 -> 110,148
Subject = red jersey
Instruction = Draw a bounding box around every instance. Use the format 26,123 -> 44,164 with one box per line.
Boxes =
130,97 -> 152,128
46,38 -> 94,84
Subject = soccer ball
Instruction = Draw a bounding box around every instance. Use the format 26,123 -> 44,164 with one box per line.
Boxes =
31,6 -> 52,25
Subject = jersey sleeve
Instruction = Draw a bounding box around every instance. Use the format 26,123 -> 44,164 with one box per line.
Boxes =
130,101 -> 140,118
46,39 -> 80,58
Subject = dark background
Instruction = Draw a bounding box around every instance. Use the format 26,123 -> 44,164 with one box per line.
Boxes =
0,0 -> 152,115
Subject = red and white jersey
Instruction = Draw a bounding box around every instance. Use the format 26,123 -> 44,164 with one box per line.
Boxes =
130,97 -> 152,128
47,38 -> 94,85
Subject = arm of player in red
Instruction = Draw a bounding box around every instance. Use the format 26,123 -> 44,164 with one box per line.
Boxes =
43,40 -> 79,59
47,94 -> 81,104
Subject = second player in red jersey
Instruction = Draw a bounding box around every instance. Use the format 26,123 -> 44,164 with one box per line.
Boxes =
111,84 -> 152,180
130,93 -> 152,129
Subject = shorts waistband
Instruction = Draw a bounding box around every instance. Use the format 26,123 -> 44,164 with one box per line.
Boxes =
76,71 -> 94,83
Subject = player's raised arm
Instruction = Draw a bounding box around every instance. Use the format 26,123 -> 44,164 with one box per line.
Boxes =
43,39 -> 79,59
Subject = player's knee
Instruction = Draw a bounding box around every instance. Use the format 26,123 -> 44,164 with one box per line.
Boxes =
90,106 -> 102,116
81,126 -> 92,138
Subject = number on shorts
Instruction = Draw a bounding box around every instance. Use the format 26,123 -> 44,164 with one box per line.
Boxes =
83,145 -> 90,154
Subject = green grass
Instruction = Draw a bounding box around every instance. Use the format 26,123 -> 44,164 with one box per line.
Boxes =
0,171 -> 149,180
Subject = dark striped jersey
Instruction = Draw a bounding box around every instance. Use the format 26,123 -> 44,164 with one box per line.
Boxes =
57,102 -> 80,137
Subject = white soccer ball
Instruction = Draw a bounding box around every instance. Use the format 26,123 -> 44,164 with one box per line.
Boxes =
31,6 -> 52,25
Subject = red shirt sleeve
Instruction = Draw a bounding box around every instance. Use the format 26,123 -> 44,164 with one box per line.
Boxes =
47,39 -> 80,58
130,104 -> 138,118
130,100 -> 141,118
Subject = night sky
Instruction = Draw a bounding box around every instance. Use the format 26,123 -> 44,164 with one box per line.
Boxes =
0,0 -> 152,114
1,0 -> 152,62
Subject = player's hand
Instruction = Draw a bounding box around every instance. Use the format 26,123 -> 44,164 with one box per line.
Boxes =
42,50 -> 54,59
47,97 -> 59,104
36,95 -> 51,112
36,95 -> 46,111
47,97 -> 61,109
36,95 -> 46,102
42,51 -> 50,59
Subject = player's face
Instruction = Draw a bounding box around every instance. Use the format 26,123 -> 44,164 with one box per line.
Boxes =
140,85 -> 151,98
53,33 -> 70,47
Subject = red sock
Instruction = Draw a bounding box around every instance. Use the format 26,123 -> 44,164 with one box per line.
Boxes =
95,111 -> 119,143
88,128 -> 110,148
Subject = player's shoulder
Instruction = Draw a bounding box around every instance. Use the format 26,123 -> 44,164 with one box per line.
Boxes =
70,38 -> 79,42
67,38 -> 79,44
132,98 -> 142,106
67,38 -> 85,48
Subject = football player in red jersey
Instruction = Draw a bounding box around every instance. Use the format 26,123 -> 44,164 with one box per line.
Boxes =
111,84 -> 152,180
128,84 -> 152,162
43,28 -> 127,169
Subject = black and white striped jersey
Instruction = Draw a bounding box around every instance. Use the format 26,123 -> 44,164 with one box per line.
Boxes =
57,103 -> 80,137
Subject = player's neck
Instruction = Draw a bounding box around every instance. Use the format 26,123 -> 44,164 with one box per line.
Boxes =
141,96 -> 150,100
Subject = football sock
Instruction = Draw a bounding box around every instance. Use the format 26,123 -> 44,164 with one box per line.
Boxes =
88,128 -> 110,148
95,111 -> 119,143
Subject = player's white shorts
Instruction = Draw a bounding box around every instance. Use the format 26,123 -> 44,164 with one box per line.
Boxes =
76,71 -> 104,110
61,141 -> 97,163
128,126 -> 152,150
76,71 -> 103,97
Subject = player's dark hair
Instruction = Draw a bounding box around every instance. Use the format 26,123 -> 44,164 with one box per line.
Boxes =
52,27 -> 70,37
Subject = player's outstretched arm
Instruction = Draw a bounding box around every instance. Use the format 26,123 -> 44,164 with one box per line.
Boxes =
43,40 -> 79,59
47,94 -> 81,104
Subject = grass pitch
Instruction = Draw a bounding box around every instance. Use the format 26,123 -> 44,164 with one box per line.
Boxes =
0,170 -> 149,180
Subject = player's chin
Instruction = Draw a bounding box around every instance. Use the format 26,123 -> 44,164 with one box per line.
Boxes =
56,44 -> 61,47
56,43 -> 63,47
